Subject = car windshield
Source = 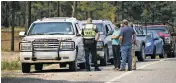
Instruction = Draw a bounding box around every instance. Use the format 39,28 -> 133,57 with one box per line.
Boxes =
28,22 -> 74,35
147,26 -> 168,34
82,23 -> 103,32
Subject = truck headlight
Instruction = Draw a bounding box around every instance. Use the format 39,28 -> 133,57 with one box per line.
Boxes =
60,41 -> 75,50
164,37 -> 171,44
97,41 -> 104,49
146,42 -> 152,46
20,42 -> 32,51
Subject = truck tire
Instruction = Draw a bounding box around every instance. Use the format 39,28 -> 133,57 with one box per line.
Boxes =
100,46 -> 108,66
35,63 -> 43,71
79,62 -> 86,69
69,61 -> 77,71
151,47 -> 156,59
22,63 -> 31,73
60,63 -> 67,68
137,45 -> 145,61
69,48 -> 78,71
159,49 -> 164,58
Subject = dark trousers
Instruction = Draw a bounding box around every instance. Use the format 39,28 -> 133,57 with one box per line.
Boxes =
112,45 -> 121,69
83,39 -> 98,70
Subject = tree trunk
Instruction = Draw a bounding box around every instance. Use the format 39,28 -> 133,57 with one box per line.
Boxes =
11,2 -> 15,51
4,1 -> 8,27
57,1 -> 60,17
25,1 -> 31,32
71,1 -> 77,18
114,1 -> 118,23
122,1 -> 124,20
48,1 -> 50,17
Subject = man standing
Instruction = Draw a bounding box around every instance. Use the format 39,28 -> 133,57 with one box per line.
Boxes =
129,22 -> 137,70
82,18 -> 101,71
119,19 -> 136,71
111,23 -> 121,70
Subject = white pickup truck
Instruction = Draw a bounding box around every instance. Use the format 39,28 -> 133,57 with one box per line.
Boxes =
19,17 -> 85,73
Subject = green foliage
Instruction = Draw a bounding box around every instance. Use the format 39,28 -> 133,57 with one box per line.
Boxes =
1,1 -> 176,27
2,60 -> 21,70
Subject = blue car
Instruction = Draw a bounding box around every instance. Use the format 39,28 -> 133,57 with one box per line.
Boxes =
144,31 -> 164,59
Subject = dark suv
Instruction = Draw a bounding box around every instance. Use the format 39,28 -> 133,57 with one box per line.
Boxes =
145,23 -> 176,58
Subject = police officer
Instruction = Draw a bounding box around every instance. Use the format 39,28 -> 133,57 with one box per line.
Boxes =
82,18 -> 101,71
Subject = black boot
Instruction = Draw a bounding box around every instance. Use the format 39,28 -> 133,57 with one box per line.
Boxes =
95,67 -> 101,71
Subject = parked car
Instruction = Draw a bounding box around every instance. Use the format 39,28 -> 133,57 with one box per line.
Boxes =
80,20 -> 115,66
145,24 -> 176,58
19,17 -> 86,73
144,31 -> 164,59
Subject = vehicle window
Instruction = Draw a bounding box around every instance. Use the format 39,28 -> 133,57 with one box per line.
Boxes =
75,23 -> 79,34
153,32 -> 160,38
147,26 -> 169,34
28,22 -> 74,35
105,25 -> 109,33
108,24 -> 112,30
146,33 -> 152,40
82,23 -> 104,33
76,23 -> 81,30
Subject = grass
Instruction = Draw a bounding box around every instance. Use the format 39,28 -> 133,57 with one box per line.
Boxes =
1,60 -> 21,70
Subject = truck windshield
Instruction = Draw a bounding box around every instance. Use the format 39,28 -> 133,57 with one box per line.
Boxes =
28,22 -> 74,35
147,26 -> 168,34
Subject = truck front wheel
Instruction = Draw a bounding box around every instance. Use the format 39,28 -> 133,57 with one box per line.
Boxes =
22,63 -> 31,73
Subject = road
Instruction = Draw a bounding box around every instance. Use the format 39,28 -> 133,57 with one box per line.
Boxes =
2,58 -> 176,83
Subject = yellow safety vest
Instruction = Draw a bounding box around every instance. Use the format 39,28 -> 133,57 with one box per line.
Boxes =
83,24 -> 96,39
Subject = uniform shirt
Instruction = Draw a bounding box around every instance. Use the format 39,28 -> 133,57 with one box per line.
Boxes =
81,24 -> 99,39
112,29 -> 120,45
120,26 -> 135,46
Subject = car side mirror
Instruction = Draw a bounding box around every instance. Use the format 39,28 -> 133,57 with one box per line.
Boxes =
171,32 -> 176,36
19,32 -> 25,37
153,37 -> 159,40
107,30 -> 113,35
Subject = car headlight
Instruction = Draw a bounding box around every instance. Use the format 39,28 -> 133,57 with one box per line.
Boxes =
20,42 -> 32,51
97,41 -> 104,49
60,41 -> 75,50
146,42 -> 152,47
164,37 -> 171,44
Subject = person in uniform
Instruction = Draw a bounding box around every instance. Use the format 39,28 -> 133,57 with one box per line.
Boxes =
82,18 -> 101,71
111,23 -> 121,70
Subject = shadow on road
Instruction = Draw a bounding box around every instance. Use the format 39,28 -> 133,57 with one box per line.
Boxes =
1,77 -> 105,83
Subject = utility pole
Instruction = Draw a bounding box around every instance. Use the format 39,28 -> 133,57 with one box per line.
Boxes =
11,2 -> 15,51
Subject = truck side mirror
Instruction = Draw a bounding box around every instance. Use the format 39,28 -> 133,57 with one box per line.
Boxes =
19,32 -> 25,37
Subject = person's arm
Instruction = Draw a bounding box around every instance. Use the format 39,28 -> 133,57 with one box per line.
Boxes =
112,35 -> 120,39
119,36 -> 123,45
132,29 -> 137,45
95,25 -> 100,41
119,29 -> 123,45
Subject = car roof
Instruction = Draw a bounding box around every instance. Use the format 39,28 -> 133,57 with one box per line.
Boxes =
145,25 -> 167,28
80,20 -> 112,24
33,17 -> 78,23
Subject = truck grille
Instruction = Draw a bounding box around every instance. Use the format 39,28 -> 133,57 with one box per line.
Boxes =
33,39 -> 60,51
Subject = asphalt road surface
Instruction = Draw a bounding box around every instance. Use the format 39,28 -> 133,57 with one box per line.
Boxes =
2,58 -> 176,83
